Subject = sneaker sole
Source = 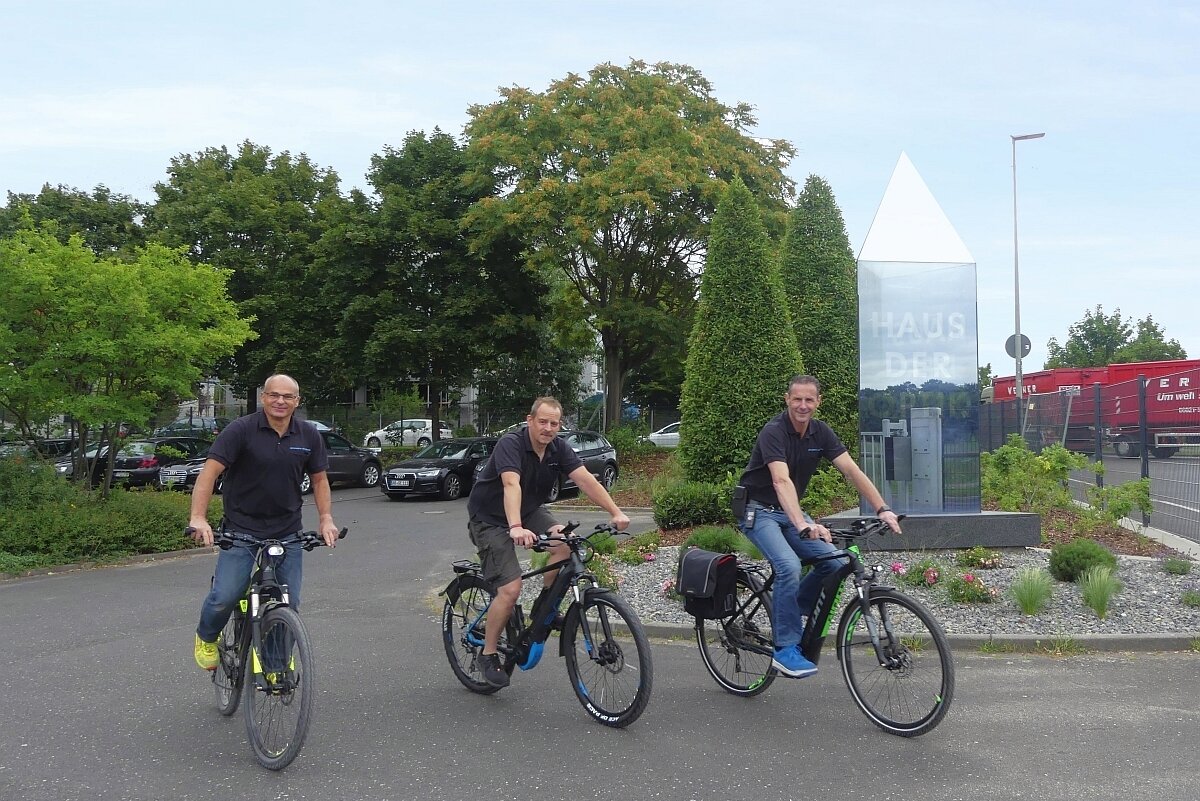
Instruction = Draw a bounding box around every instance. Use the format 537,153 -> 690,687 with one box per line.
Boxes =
771,659 -> 818,679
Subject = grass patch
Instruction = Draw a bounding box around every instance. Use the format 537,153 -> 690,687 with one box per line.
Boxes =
1078,565 -> 1123,619
1162,556 -> 1193,576
978,639 -> 1017,654
1036,633 -> 1088,657
1009,566 -> 1054,615
1181,590 -> 1200,608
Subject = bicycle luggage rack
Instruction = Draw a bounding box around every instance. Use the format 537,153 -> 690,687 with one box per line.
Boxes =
452,560 -> 481,575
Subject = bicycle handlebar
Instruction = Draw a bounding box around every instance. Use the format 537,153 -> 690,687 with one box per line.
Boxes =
800,514 -> 906,543
186,527 -> 349,551
531,521 -> 616,552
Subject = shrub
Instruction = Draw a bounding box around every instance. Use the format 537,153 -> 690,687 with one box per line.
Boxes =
945,571 -> 997,604
1084,479 -> 1153,527
1078,565 -> 1122,619
1009,567 -> 1054,615
1182,590 -> 1200,608
896,556 -> 944,588
682,525 -> 759,558
1161,556 -> 1193,576
588,529 -> 619,555
956,546 -> 1003,570
1048,538 -> 1117,582
800,465 -> 860,518
652,479 -> 733,529
615,531 -> 661,565
981,435 -> 1087,514
605,424 -> 656,459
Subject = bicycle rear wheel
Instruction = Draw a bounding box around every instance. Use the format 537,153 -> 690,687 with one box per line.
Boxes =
837,588 -> 954,737
563,592 -> 653,728
441,574 -> 514,695
243,606 -> 314,770
213,607 -> 244,716
696,569 -> 777,697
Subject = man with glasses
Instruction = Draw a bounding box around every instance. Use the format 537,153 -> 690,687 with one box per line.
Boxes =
188,374 -> 341,671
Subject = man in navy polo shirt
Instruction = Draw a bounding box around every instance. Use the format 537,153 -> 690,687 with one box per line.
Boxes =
466,396 -> 630,688
188,374 -> 341,671
737,374 -> 901,679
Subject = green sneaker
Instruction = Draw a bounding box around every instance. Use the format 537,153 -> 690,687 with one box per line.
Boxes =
194,634 -> 219,671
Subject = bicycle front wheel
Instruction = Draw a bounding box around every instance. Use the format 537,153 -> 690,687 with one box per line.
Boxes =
696,569 -> 777,697
563,592 -> 653,728
213,607 -> 244,716
243,606 -> 314,770
441,574 -> 513,695
837,588 -> 954,737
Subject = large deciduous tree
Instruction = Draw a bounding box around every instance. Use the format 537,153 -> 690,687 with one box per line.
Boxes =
678,179 -> 802,483
0,184 -> 146,256
146,141 -> 344,400
779,175 -> 858,450
464,60 -> 796,429
1044,305 -> 1187,368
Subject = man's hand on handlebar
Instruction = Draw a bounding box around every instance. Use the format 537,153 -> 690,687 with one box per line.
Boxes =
510,526 -> 538,548
189,519 -> 214,548
807,523 -> 833,543
879,509 -> 902,534
610,510 -> 630,532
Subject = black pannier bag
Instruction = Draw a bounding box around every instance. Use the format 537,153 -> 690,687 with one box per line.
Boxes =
676,548 -> 738,619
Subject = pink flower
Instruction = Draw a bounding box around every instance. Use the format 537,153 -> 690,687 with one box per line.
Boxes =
924,568 -> 940,585
643,552 -> 656,562
891,562 -> 906,575
963,572 -> 976,583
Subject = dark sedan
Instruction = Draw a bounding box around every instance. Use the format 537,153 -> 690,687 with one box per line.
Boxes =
299,431 -> 382,493
87,437 -> 211,488
382,437 -> 497,501
472,429 -> 618,502
157,446 -> 224,493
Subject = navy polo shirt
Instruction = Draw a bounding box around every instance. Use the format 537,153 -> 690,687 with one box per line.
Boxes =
466,429 -> 583,527
738,413 -> 847,507
207,410 -> 329,538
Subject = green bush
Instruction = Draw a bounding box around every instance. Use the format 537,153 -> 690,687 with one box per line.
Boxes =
800,465 -> 860,518
1084,479 -> 1153,527
1048,538 -> 1117,582
652,479 -> 734,529
956,546 -> 1003,569
681,525 -> 760,558
1162,556 -> 1193,576
614,530 -> 661,565
981,435 -> 1088,514
1009,566 -> 1054,615
1181,590 -> 1200,608
605,424 -> 656,459
897,556 -> 945,588
455,423 -> 479,438
1078,565 -> 1122,619
945,571 -> 996,603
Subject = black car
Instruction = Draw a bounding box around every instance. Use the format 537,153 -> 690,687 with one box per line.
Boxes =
0,437 -> 78,460
152,416 -> 230,437
58,436 -> 211,488
382,437 -> 497,501
157,446 -> 223,493
299,431 -> 382,493
472,429 -> 618,502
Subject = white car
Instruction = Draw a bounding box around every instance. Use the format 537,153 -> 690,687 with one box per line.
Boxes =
647,421 -> 680,448
363,418 -> 452,448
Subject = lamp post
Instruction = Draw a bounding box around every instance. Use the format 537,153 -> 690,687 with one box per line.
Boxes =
1011,131 -> 1044,425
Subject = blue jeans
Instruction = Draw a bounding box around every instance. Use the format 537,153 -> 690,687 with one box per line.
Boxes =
740,502 -> 847,650
196,539 -> 303,642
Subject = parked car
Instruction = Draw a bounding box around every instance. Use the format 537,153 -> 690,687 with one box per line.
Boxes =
381,436 -> 497,501
299,431 -> 382,493
646,421 -> 681,448
59,436 -> 211,488
0,437 -> 78,460
152,416 -> 230,437
474,429 -> 618,502
303,419 -> 337,432
362,419 -> 452,448
157,446 -> 224,493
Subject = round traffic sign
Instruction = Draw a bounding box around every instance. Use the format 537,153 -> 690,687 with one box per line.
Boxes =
1005,334 -> 1032,359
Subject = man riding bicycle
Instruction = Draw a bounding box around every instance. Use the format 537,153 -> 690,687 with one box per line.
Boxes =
736,374 -> 901,679
188,374 -> 341,671
465,396 -> 630,689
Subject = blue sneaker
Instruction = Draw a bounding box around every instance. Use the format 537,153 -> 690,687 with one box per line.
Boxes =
772,645 -> 818,678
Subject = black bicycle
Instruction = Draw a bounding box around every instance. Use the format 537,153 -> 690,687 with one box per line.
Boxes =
440,521 -> 653,728
693,516 -> 955,737
197,527 -> 346,770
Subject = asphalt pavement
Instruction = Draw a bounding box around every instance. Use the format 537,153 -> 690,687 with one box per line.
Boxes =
1,486 -> 1198,801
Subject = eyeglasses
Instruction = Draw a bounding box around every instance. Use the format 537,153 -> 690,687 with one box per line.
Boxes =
263,392 -> 299,402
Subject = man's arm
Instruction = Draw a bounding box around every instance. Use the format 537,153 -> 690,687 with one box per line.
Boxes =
307,471 -> 340,546
567,466 -> 630,532
768,461 -> 832,542
500,471 -> 537,547
830,452 -> 902,533
188,459 -> 227,547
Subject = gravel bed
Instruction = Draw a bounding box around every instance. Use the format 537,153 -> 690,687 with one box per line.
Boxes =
605,546 -> 1200,637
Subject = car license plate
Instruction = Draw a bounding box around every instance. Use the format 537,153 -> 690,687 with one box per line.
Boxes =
114,470 -> 130,478
399,479 -> 412,487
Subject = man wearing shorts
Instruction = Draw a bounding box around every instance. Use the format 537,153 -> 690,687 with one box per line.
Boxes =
465,396 -> 630,688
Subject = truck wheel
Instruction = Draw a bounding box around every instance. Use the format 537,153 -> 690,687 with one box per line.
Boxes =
1112,439 -> 1140,459
1151,447 -> 1179,459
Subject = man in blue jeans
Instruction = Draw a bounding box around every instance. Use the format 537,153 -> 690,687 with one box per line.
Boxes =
737,375 -> 901,678
187,374 -> 341,671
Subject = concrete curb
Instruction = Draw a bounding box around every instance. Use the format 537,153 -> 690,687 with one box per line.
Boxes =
0,545 -> 214,582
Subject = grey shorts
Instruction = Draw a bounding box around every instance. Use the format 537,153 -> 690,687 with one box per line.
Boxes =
467,506 -> 557,587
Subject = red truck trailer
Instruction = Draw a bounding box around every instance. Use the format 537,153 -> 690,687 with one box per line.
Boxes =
991,359 -> 1200,458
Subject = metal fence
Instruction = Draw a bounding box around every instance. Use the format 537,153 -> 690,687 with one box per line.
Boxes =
981,368 -> 1200,544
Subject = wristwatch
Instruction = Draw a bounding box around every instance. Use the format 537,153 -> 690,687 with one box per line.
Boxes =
876,505 -> 892,515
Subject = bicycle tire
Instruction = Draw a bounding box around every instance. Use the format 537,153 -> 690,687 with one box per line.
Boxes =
441,574 -> 515,695
563,592 -> 653,728
837,587 -> 954,737
695,569 -> 778,697
243,605 -> 314,770
213,607 -> 244,716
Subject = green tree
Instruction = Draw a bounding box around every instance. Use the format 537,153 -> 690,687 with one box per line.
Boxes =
0,184 -> 146,256
0,228 -> 253,491
979,363 -> 994,388
464,59 -> 796,430
1045,305 -> 1187,368
779,175 -> 858,450
678,179 -> 802,483
146,141 -> 344,401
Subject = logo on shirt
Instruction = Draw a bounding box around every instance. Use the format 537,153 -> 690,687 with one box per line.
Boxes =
289,446 -> 312,453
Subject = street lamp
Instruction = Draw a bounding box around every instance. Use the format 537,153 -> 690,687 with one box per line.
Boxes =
1012,131 -> 1044,424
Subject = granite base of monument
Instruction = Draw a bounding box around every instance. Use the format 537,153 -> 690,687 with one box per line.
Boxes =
821,510 -> 1041,551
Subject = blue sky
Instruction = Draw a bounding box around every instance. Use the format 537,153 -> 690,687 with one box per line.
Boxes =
3,1 -> 1197,377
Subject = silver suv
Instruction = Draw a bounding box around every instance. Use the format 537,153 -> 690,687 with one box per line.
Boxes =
363,418 -> 453,448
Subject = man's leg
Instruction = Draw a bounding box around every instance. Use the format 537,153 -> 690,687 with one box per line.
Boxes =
467,516 -> 523,688
785,529 -> 850,618
740,507 -> 805,649
195,544 -> 254,670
